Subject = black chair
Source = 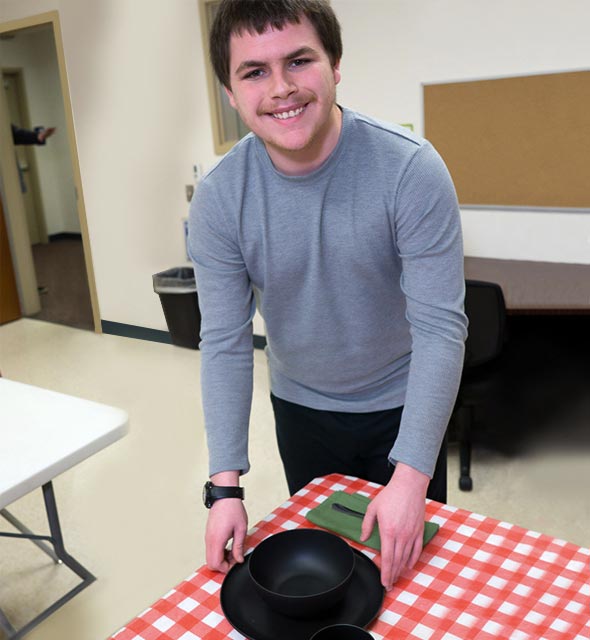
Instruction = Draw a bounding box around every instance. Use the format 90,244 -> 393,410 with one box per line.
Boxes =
452,280 -> 507,491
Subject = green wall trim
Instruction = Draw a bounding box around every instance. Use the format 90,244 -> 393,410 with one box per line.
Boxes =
101,320 -> 267,350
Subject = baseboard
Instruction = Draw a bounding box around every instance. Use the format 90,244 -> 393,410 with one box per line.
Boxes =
253,335 -> 267,349
101,320 -> 267,350
101,321 -> 172,344
49,232 -> 83,242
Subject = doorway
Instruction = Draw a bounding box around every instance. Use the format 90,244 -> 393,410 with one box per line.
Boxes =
0,12 -> 99,332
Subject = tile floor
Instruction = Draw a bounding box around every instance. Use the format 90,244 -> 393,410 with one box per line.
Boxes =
0,319 -> 587,640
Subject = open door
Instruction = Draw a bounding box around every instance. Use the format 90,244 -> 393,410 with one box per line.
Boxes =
0,195 -> 21,324
3,70 -> 48,245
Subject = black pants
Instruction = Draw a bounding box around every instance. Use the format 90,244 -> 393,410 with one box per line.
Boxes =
271,393 -> 447,503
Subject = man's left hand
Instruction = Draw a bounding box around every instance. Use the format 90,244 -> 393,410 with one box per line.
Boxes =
360,462 -> 429,590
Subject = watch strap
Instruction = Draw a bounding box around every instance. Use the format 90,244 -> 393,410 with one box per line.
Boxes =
203,481 -> 244,508
211,485 -> 244,500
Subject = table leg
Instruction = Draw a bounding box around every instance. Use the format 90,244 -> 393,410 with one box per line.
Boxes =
0,608 -> 17,637
0,481 -> 96,639
0,508 -> 60,563
42,481 -> 96,583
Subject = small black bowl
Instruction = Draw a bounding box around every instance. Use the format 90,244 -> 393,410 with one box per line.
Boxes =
310,624 -> 373,639
248,529 -> 355,619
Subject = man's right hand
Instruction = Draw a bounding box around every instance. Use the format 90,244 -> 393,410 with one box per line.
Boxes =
205,471 -> 248,573
37,127 -> 56,143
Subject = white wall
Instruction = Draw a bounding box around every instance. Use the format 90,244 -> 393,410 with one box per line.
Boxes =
1,0 -> 588,333
332,0 -> 590,265
0,25 -> 78,234
1,0 -> 219,331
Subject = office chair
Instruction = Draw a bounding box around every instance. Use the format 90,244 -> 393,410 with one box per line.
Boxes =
452,280 -> 507,491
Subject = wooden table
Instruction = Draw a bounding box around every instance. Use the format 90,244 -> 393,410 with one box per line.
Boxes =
464,257 -> 590,313
110,474 -> 590,640
0,378 -> 129,640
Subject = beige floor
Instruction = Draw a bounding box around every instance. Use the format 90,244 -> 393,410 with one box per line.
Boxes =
0,319 -> 588,640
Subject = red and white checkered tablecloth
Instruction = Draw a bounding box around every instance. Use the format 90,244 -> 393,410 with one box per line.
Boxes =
110,474 -> 590,640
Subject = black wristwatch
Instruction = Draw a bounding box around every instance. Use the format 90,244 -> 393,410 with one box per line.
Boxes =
202,481 -> 244,509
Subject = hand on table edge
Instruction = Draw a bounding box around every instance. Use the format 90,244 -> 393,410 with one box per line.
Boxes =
205,470 -> 248,574
360,462 -> 429,591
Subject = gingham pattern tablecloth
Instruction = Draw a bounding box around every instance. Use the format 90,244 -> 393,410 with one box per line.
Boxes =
110,474 -> 590,640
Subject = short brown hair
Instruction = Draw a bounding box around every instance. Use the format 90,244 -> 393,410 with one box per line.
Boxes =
209,0 -> 343,88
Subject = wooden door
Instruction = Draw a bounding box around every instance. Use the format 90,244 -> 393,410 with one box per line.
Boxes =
0,196 -> 22,324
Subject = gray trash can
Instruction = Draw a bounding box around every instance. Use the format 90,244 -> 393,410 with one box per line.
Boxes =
153,267 -> 200,349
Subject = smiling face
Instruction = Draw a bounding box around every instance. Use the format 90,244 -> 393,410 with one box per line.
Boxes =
225,16 -> 342,175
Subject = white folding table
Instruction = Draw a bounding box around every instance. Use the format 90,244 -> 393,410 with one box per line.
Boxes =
0,378 -> 129,639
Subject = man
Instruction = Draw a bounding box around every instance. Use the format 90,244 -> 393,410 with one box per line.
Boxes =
189,0 -> 467,591
11,124 -> 56,145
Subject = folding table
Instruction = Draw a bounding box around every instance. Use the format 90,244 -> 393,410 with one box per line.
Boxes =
0,378 -> 129,639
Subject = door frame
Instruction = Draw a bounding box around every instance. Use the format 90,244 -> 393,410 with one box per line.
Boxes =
0,11 -> 101,332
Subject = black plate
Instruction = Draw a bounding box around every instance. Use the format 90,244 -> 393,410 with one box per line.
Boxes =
220,548 -> 384,640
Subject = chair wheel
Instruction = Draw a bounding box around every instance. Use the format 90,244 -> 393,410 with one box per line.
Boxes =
459,475 -> 473,492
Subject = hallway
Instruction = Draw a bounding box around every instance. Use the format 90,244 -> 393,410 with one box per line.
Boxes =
31,235 -> 94,331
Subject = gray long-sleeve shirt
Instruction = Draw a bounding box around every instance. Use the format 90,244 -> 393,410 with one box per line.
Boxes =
189,107 -> 467,479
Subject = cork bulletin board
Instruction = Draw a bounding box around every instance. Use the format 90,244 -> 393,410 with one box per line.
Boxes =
423,70 -> 590,209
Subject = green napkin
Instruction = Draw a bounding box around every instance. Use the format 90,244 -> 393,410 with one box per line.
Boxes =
305,490 -> 439,551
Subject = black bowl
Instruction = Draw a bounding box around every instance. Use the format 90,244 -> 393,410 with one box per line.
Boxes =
310,624 -> 373,639
248,529 -> 355,619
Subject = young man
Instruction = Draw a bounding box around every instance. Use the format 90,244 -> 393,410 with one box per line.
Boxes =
189,0 -> 467,590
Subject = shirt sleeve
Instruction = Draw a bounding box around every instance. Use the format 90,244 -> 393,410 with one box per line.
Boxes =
188,179 -> 256,477
388,142 -> 468,477
11,124 -> 43,145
